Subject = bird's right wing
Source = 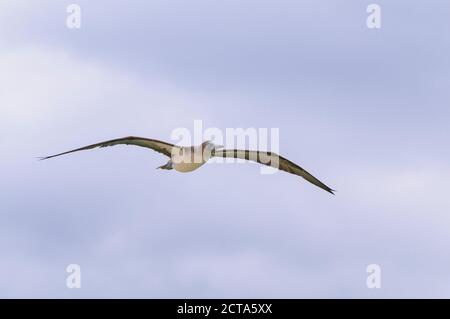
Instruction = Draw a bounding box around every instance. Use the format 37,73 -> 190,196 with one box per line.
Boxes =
212,149 -> 335,194
39,136 -> 179,160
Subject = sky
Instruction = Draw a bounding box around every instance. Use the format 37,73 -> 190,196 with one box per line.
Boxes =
0,0 -> 450,298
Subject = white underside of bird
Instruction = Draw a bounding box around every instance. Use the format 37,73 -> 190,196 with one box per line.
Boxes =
169,145 -> 212,172
40,136 -> 335,194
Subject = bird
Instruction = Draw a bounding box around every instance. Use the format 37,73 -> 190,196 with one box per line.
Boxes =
39,136 -> 335,194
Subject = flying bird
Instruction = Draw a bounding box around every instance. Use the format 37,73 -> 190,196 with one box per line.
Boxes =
39,136 -> 335,194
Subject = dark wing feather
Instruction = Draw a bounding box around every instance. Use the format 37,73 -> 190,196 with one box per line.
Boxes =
39,136 -> 177,160
212,149 -> 335,194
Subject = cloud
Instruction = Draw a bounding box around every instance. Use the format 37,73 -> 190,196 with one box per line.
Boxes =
1,1 -> 450,298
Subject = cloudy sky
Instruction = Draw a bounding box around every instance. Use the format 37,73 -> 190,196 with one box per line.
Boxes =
1,0 -> 449,298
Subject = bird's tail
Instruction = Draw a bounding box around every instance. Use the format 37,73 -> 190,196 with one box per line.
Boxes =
157,160 -> 173,170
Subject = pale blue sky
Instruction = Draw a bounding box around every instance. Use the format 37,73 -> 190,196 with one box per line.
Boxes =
0,0 -> 449,298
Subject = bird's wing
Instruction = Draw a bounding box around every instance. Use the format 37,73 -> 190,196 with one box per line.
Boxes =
39,136 -> 178,160
212,149 -> 335,194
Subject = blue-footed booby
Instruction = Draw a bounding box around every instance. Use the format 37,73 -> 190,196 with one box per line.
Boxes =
39,136 -> 335,194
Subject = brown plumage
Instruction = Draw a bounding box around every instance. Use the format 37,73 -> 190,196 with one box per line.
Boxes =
40,136 -> 335,194
212,149 -> 335,194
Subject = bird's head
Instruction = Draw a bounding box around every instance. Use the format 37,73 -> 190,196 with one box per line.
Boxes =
202,141 -> 224,154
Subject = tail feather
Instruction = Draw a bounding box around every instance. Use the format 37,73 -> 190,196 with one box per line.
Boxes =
157,161 -> 173,170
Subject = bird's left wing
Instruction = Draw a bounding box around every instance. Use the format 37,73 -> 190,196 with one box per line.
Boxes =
212,149 -> 335,194
39,136 -> 178,160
